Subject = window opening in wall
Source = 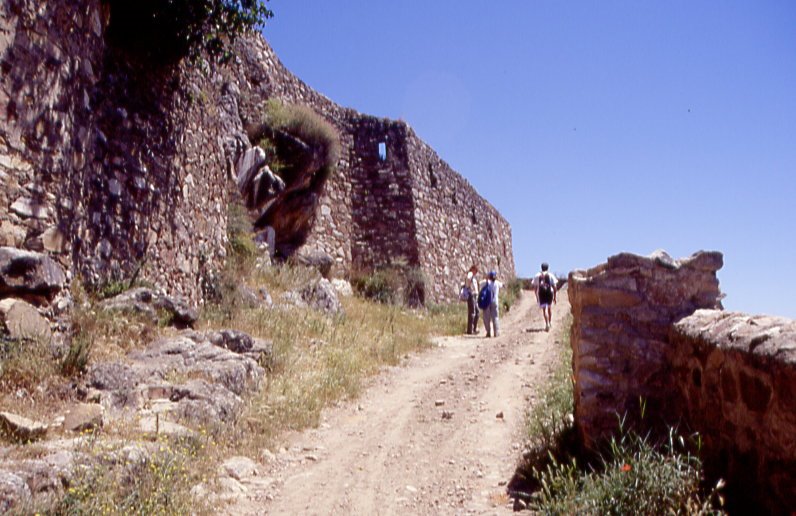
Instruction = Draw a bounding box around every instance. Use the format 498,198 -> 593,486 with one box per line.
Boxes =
428,164 -> 438,188
378,142 -> 387,161
451,192 -> 458,205
471,208 -> 477,225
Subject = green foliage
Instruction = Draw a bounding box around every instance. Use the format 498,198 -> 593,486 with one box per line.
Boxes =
105,0 -> 273,64
227,199 -> 259,270
252,99 -> 341,180
532,427 -> 724,515
53,437 -> 201,514
351,263 -> 427,307
500,277 -> 523,313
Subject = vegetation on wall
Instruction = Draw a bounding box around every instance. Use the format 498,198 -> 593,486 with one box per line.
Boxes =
104,0 -> 273,63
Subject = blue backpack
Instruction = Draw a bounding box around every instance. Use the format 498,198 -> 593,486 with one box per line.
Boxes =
477,283 -> 493,310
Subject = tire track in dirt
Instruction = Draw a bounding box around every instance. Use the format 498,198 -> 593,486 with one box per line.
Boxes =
228,290 -> 570,515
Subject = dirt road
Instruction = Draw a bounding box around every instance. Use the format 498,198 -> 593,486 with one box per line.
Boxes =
228,290 -> 569,515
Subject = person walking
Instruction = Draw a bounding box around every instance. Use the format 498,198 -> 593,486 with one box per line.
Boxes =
532,262 -> 558,331
463,265 -> 480,335
481,270 -> 503,338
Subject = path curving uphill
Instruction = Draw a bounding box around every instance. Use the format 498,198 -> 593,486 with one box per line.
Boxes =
229,290 -> 570,515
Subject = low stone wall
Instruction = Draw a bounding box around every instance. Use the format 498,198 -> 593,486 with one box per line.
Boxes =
568,250 -> 723,447
671,311 -> 796,513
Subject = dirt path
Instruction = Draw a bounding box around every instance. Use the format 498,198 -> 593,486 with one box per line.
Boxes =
227,290 -> 570,515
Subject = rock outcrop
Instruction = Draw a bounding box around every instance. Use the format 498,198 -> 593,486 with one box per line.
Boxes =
88,330 -> 271,425
99,287 -> 198,328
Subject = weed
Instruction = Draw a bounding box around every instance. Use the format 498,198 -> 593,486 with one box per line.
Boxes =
514,315 -> 723,514
500,277 -> 523,313
350,262 -> 427,307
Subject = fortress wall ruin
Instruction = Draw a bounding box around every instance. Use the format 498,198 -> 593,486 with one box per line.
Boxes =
1,0 -> 234,305
1,2 -> 514,306
231,36 -> 515,301
570,250 -> 795,513
407,135 -> 514,300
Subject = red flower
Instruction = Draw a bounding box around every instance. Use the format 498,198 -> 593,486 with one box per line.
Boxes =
621,464 -> 632,472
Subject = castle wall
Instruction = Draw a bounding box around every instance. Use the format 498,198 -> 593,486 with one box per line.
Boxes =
407,135 -> 514,300
229,36 -> 515,302
0,0 -> 234,305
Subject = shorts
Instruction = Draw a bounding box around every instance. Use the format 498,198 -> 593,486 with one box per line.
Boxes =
539,288 -> 554,306
539,302 -> 552,308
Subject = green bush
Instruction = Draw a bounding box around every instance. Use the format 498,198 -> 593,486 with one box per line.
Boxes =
105,0 -> 273,63
500,277 -> 523,313
251,99 -> 341,180
351,264 -> 427,307
533,426 -> 723,515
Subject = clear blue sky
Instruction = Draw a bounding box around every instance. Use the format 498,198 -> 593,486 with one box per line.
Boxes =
262,1 -> 796,318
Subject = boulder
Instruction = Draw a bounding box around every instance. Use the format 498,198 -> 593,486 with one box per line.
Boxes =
0,411 -> 48,442
0,298 -> 51,341
331,278 -> 353,297
300,278 -> 343,316
0,247 -> 66,299
89,330 -> 266,423
99,287 -> 198,327
0,221 -> 26,247
220,456 -> 259,481
0,471 -> 31,513
294,250 -> 334,278
62,403 -> 104,432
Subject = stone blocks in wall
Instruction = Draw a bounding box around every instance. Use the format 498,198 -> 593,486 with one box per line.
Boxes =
670,310 -> 796,513
568,250 -> 723,449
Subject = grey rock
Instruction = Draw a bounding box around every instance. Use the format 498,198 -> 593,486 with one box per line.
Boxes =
0,298 -> 51,341
62,403 -> 104,432
331,278 -> 353,297
220,456 -> 259,481
88,362 -> 137,391
294,250 -> 334,279
300,278 -> 343,316
10,197 -> 49,219
100,287 -> 198,327
0,411 -> 48,442
0,247 -> 66,299
0,470 -> 31,513
0,221 -> 26,247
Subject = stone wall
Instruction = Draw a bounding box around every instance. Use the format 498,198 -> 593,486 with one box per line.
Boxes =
407,135 -> 514,300
0,0 -> 235,306
227,36 -> 515,301
568,250 -> 724,447
1,2 -> 514,308
670,311 -> 796,513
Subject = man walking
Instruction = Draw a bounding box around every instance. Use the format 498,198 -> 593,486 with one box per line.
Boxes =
532,262 -> 557,331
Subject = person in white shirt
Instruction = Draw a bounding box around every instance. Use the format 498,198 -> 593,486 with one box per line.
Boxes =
462,265 -> 480,334
532,262 -> 557,331
482,270 -> 503,338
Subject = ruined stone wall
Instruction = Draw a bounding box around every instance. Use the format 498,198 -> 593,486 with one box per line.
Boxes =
228,36 -> 514,301
0,0 -> 235,306
407,135 -> 514,300
349,118 -> 418,271
568,250 -> 724,447
670,311 -> 796,513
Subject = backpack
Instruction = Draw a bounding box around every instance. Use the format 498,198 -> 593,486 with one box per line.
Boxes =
459,285 -> 471,302
477,283 -> 493,310
539,273 -> 554,297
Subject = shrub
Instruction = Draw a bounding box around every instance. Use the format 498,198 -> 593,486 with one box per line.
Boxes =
105,0 -> 273,64
250,99 -> 341,180
500,277 -> 523,313
350,263 -> 427,307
